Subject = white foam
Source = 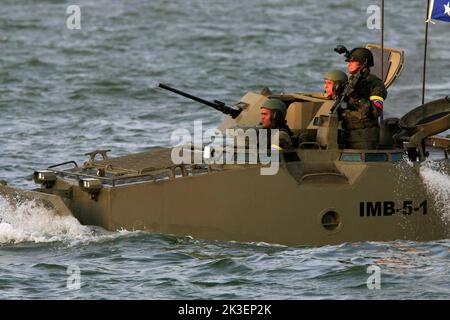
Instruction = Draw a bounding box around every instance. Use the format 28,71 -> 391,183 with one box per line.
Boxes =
419,160 -> 450,221
0,196 -> 93,244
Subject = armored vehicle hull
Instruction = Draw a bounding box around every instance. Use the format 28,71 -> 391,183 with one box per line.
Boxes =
1,87 -> 449,246
1,145 -> 448,246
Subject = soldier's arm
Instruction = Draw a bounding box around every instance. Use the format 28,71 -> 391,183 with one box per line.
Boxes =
369,79 -> 387,118
279,131 -> 293,150
271,131 -> 293,151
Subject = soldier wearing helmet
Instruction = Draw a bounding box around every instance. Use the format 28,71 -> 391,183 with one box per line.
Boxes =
323,70 -> 348,100
341,47 -> 387,149
260,98 -> 293,150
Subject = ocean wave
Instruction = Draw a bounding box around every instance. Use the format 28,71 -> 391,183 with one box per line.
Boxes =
0,196 -> 92,244
420,160 -> 450,222
0,195 -> 139,245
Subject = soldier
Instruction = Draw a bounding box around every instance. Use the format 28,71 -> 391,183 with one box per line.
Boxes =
260,99 -> 293,150
323,70 -> 348,100
341,47 -> 387,149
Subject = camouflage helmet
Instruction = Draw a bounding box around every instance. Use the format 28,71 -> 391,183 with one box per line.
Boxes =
345,48 -> 374,67
261,99 -> 287,119
324,70 -> 348,82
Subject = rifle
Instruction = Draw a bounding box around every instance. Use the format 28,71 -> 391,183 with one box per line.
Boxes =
330,59 -> 369,116
158,83 -> 243,119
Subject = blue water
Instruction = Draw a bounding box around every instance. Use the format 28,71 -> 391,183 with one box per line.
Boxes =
0,0 -> 449,299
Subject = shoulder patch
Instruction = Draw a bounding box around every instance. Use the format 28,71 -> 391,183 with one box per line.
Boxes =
370,96 -> 384,109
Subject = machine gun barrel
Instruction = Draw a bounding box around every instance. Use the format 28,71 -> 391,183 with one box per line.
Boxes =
158,83 -> 242,119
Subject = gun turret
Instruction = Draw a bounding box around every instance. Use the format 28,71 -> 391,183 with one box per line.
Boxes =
158,83 -> 242,119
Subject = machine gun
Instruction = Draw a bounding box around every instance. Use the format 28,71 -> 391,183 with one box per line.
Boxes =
330,46 -> 369,116
158,83 -> 243,119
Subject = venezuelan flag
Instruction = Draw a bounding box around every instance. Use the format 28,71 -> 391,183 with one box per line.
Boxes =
370,96 -> 384,110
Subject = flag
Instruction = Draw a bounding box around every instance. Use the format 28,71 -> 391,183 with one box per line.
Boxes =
428,0 -> 450,22
370,96 -> 384,110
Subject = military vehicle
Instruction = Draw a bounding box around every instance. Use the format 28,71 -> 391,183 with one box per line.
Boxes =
1,44 -> 449,246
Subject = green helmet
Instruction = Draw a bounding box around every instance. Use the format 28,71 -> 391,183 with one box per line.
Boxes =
324,70 -> 348,82
345,48 -> 374,67
261,99 -> 287,119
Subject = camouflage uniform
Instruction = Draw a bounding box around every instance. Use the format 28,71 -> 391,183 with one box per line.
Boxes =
341,71 -> 387,149
271,127 -> 293,151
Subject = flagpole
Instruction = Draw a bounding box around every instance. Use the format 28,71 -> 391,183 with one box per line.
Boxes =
422,0 -> 431,105
381,0 -> 384,121
381,0 -> 384,83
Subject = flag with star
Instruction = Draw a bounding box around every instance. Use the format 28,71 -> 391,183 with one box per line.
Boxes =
428,0 -> 450,22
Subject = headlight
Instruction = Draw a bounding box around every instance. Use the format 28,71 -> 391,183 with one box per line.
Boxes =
33,170 -> 57,188
79,178 -> 102,200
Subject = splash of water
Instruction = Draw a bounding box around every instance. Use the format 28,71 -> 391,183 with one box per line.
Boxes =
0,195 -> 93,244
419,160 -> 450,221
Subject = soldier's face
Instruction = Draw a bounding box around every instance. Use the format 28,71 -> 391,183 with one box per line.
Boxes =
324,80 -> 334,98
347,60 -> 362,74
260,108 -> 272,129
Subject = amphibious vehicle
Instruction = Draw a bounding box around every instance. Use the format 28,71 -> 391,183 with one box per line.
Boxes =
1,44 -> 449,246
